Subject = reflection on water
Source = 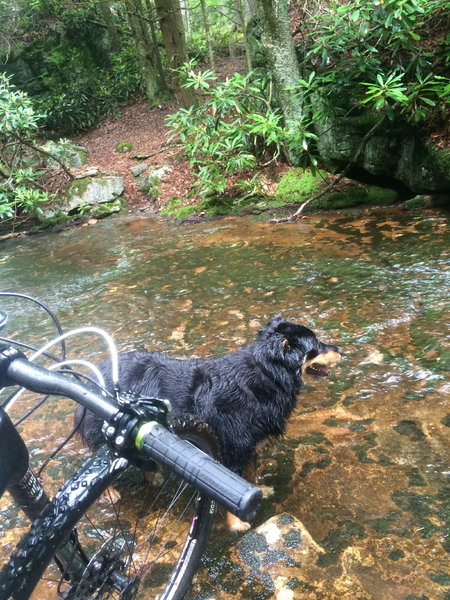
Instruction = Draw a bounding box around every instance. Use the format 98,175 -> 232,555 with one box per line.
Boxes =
1,210 -> 449,599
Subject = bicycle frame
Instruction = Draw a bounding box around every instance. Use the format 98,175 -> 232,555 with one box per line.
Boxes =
0,405 -> 50,521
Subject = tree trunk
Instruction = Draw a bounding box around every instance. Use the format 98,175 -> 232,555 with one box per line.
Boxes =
256,0 -> 304,163
99,2 -> 121,53
154,0 -> 196,108
143,0 -> 168,91
179,0 -> 190,36
124,0 -> 162,102
247,0 -> 259,18
236,0 -> 252,72
199,0 -> 215,71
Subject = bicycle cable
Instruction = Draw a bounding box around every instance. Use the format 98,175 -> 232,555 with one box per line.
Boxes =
3,327 -> 120,411
0,292 -> 67,360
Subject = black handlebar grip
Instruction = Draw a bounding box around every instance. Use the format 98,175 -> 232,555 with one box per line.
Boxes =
136,422 -> 262,522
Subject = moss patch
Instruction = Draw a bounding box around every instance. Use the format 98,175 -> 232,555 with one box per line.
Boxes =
275,168 -> 328,204
117,141 -> 133,153
68,177 -> 91,198
161,199 -> 200,220
367,185 -> 399,205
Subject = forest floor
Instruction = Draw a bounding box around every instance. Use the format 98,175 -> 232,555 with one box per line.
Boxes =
73,57 -> 289,216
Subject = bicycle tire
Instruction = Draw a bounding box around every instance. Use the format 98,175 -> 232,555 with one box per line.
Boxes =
0,416 -> 218,600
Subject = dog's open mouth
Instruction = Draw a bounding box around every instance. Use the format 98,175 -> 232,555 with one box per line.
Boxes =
302,349 -> 342,378
305,362 -> 332,377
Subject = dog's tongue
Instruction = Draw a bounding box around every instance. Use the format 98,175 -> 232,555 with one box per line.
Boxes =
307,364 -> 331,377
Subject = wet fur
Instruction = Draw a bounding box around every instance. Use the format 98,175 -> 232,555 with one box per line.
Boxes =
75,317 -> 341,476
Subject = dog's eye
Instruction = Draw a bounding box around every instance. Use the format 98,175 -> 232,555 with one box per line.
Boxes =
305,349 -> 319,362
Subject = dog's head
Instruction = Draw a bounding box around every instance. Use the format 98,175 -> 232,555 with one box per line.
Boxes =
256,317 -> 342,377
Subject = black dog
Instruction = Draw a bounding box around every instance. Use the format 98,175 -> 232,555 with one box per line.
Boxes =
76,318 -> 341,482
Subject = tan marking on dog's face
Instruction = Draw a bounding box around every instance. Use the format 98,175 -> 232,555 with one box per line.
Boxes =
301,349 -> 342,375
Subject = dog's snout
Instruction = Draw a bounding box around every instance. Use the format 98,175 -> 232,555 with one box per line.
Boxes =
321,342 -> 342,357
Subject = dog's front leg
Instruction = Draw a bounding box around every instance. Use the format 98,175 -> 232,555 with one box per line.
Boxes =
226,457 -> 257,531
226,512 -> 252,531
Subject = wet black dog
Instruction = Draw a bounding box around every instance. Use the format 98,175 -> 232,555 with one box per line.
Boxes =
76,318 -> 341,484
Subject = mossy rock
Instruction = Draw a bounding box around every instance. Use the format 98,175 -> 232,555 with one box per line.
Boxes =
161,198 -> 200,220
41,140 -> 88,168
366,185 -> 399,206
275,168 -> 328,204
310,186 -> 368,210
403,193 -> 450,209
137,165 -> 172,200
310,184 -> 399,210
40,175 -> 125,220
90,196 -> 127,217
117,141 -> 133,153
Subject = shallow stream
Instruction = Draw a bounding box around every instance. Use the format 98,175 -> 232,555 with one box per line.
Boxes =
1,209 -> 449,599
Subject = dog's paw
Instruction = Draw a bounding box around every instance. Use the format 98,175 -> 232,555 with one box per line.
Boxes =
226,512 -> 252,532
101,485 -> 121,504
144,470 -> 165,487
259,484 -> 274,499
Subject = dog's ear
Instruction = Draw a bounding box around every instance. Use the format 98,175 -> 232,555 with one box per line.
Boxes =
256,318 -> 309,367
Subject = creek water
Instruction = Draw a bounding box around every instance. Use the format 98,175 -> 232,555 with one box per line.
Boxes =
0,209 -> 449,599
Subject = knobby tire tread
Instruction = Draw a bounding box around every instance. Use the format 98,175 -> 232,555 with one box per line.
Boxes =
0,446 -> 124,600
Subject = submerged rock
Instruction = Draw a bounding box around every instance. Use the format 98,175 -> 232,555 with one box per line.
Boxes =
188,509 -> 448,599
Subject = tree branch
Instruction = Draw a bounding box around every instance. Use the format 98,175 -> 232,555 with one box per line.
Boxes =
17,137 -> 75,180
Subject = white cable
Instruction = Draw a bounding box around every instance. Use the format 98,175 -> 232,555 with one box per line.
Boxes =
29,327 -> 119,384
3,327 -> 118,412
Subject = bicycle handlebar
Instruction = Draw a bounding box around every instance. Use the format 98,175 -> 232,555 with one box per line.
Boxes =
0,348 -> 262,522
136,422 -> 261,522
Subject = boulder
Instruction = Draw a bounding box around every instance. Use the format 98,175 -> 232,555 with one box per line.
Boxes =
133,164 -> 172,201
314,112 -> 450,196
41,140 -> 88,168
40,174 -> 125,220
131,163 -> 149,177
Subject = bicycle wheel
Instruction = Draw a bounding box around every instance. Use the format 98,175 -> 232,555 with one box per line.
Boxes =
0,416 -> 218,600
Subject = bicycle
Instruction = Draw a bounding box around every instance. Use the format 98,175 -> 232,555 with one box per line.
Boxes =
0,293 -> 262,600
